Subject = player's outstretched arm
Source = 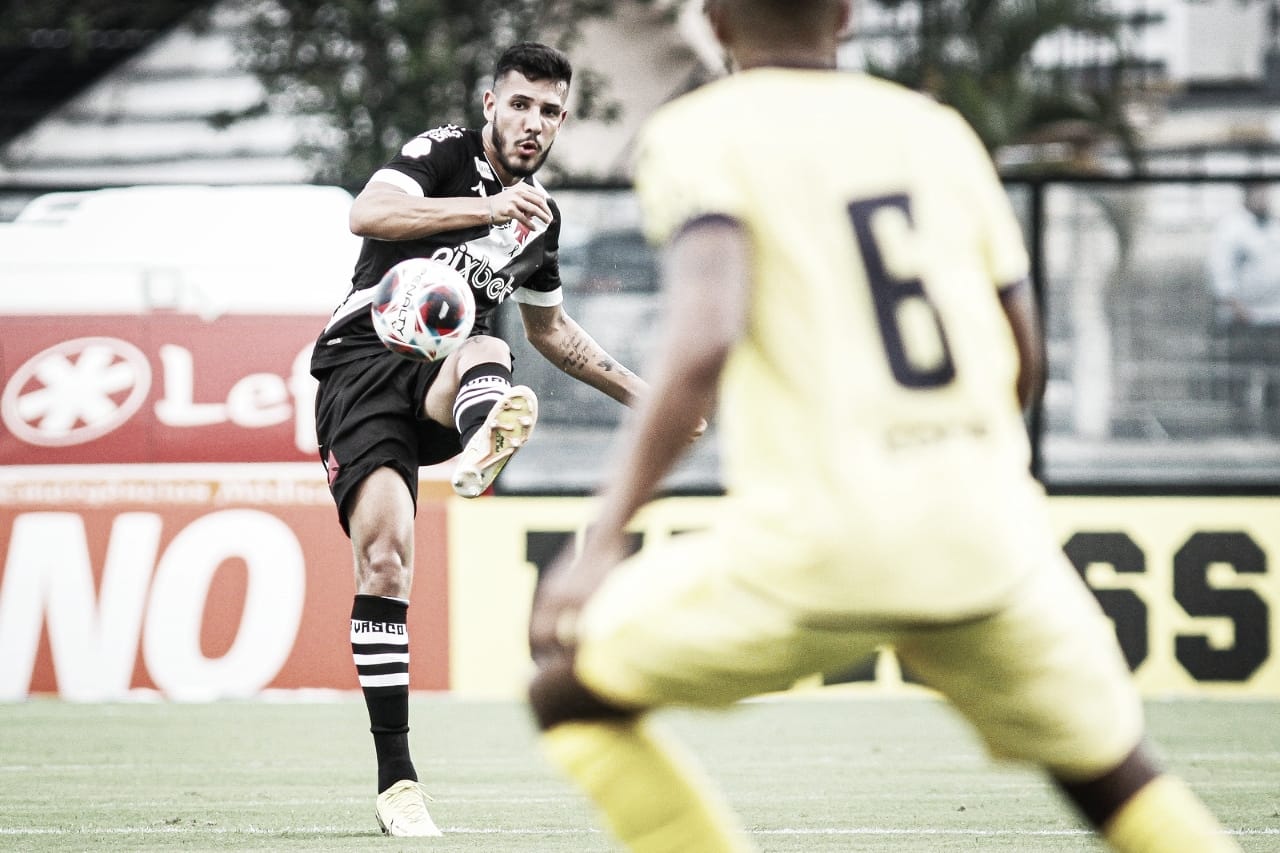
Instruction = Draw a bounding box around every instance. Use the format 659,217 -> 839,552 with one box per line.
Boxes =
350,180 -> 554,241
349,182 -> 491,240
518,302 -> 709,440
517,301 -> 649,407
528,217 -> 748,659
585,216 -> 747,537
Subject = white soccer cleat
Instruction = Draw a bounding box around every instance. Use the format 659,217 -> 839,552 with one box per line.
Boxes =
375,779 -> 443,837
451,385 -> 538,498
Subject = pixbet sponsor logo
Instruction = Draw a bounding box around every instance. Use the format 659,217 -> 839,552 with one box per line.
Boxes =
431,244 -> 513,302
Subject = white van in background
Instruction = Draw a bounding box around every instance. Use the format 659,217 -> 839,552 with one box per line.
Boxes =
0,184 -> 361,465
0,184 -> 359,318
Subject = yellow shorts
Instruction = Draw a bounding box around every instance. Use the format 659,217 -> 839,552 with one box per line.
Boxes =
574,528 -> 1143,779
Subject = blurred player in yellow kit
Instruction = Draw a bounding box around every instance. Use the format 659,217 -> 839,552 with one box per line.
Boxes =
526,0 -> 1240,850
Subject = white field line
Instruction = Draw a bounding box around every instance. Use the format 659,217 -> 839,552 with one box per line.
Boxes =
754,828 -> 1280,837
0,796 -> 577,809
1176,752 -> 1280,762
6,752 -> 1278,772
0,826 -> 1275,839
1,786 -> 1272,812
0,826 -> 596,836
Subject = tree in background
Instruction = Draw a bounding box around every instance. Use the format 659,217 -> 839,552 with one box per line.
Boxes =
859,0 -> 1152,173
0,1 -> 1147,184
226,0 -> 1152,184
225,0 -> 644,190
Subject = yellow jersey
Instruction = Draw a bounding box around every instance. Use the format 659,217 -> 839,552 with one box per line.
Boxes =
633,69 -> 1051,619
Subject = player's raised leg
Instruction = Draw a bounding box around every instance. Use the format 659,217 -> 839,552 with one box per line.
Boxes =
451,382 -> 537,497
424,334 -> 539,498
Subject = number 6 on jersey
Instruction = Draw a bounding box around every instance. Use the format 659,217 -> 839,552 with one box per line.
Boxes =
848,194 -> 956,389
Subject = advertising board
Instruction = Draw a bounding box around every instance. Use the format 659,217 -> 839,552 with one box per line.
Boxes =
0,466 -> 450,700
445,495 -> 1280,699
1,316 -> 321,464
1,483 -> 1276,700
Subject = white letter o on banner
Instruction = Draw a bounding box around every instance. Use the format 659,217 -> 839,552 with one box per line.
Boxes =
143,510 -> 305,701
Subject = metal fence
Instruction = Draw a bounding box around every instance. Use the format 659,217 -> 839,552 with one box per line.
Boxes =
4,179 -> 1278,495
501,179 -> 1280,495
1022,178 -> 1280,491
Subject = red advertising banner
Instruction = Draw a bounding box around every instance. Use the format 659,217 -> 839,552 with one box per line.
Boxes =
0,315 -> 326,465
0,468 -> 450,699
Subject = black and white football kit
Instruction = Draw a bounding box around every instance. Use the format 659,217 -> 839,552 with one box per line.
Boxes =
312,125 -> 563,530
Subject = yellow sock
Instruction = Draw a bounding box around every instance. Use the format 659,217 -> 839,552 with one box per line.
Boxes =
1104,775 -> 1240,852
541,718 -> 754,853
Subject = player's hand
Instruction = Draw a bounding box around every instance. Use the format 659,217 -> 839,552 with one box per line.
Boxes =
489,183 -> 553,230
528,527 -> 630,666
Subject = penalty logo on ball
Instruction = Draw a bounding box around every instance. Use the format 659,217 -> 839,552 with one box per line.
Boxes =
371,258 -> 476,362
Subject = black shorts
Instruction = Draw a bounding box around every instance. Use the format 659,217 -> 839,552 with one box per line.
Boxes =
314,354 -> 462,535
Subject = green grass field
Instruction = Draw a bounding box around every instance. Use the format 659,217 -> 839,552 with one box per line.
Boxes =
2,694 -> 1276,851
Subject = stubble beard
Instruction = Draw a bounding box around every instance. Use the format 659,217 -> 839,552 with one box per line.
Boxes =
490,124 -> 551,179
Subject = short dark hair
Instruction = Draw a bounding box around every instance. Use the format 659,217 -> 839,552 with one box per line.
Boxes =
494,42 -> 572,88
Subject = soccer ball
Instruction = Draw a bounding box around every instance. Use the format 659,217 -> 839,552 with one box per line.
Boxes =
370,258 -> 475,361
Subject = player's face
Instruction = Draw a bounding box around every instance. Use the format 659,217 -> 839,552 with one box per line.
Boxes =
483,72 -> 568,181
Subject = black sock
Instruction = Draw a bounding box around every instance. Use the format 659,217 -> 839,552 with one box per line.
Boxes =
1055,742 -> 1160,829
452,363 -> 512,447
351,594 -> 416,793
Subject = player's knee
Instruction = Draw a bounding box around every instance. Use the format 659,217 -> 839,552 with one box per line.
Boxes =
457,333 -> 511,365
348,488 -> 414,595
528,654 -> 636,731
357,545 -> 411,595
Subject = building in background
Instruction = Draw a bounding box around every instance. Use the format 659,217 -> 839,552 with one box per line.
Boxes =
2,0 -> 1279,189
0,1 -> 710,192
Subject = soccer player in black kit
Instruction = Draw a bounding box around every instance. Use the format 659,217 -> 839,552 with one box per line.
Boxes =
311,42 -> 663,836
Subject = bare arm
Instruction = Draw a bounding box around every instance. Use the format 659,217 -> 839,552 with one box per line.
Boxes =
517,301 -> 648,407
529,216 -> 747,640
527,216 -> 749,657
590,217 -> 748,532
350,181 -> 554,241
999,278 -> 1045,412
